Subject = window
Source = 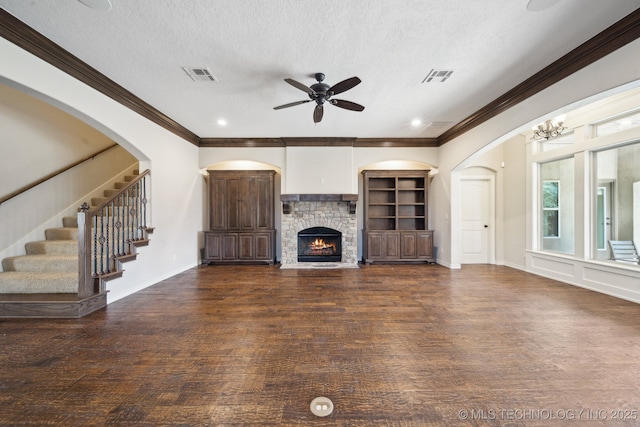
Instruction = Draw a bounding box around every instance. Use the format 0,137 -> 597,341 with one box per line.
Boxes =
543,181 -> 560,238
540,158 -> 574,254
595,141 -> 640,261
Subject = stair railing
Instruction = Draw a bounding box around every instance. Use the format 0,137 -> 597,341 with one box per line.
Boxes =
77,169 -> 151,298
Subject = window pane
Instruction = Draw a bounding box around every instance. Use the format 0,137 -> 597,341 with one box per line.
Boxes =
543,181 -> 559,208
540,132 -> 574,152
540,159 -> 574,254
543,210 -> 559,237
595,110 -> 640,137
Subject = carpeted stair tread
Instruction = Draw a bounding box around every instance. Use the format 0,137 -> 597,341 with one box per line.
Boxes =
62,216 -> 78,228
25,240 -> 77,255
45,227 -> 78,241
0,271 -> 78,293
2,255 -> 77,273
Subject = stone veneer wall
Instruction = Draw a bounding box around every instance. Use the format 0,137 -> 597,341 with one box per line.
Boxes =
280,201 -> 358,266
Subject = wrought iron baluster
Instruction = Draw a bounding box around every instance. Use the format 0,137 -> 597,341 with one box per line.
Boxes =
113,196 -> 124,255
125,188 -> 131,253
92,214 -> 98,277
132,183 -> 139,240
107,201 -> 113,272
98,210 -> 105,275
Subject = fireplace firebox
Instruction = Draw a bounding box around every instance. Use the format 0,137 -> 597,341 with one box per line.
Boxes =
297,227 -> 342,262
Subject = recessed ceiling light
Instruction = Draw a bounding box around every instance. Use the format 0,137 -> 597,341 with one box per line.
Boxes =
77,0 -> 112,10
411,119 -> 422,127
526,0 -> 560,12
217,119 -> 227,126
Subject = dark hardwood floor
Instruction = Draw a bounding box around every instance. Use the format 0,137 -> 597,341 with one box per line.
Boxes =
1,264 -> 640,426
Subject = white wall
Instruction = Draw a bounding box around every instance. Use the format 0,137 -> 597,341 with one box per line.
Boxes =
0,37 -> 202,303
0,84 -> 120,196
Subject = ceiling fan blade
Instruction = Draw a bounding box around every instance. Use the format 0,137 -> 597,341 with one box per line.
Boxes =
328,77 -> 361,95
331,99 -> 365,111
273,100 -> 312,110
285,78 -> 315,95
313,104 -> 324,123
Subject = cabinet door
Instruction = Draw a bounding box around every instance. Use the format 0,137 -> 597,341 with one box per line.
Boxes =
384,232 -> 401,259
204,232 -> 221,260
416,231 -> 433,259
254,232 -> 273,261
238,234 -> 254,260
255,175 -> 273,230
210,178 -> 227,230
400,232 -> 417,258
238,178 -> 255,230
226,178 -> 241,230
221,234 -> 238,260
366,232 -> 384,259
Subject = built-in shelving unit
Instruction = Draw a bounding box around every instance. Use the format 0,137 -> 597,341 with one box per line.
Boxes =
362,170 -> 434,263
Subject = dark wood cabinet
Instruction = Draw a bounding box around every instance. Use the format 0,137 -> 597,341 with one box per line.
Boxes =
362,170 -> 434,264
204,170 -> 276,264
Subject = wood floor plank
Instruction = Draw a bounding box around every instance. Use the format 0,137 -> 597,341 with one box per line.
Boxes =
1,264 -> 640,425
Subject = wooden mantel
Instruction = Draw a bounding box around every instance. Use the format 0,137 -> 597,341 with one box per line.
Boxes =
280,194 -> 358,214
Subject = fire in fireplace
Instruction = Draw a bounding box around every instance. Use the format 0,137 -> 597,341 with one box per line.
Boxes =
298,227 -> 342,262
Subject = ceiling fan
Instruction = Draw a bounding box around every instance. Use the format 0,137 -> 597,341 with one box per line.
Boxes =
273,73 -> 365,123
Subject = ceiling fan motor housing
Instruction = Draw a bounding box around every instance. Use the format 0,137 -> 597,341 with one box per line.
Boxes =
310,73 -> 331,104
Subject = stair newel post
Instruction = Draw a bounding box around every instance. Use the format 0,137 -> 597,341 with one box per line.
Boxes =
77,202 -> 96,298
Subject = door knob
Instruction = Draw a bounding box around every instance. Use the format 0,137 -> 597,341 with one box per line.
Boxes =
484,225 -> 488,228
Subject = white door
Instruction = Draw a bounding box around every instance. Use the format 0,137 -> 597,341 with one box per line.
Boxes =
460,177 -> 494,264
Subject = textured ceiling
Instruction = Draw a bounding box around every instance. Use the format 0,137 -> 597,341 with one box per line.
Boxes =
1,0 -> 639,139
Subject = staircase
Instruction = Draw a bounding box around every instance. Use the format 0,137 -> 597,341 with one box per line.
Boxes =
0,170 -> 151,318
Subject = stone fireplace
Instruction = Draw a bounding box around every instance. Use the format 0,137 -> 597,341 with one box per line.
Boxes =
280,194 -> 358,267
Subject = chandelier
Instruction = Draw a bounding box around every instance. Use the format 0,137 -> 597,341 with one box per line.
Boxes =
532,118 -> 566,140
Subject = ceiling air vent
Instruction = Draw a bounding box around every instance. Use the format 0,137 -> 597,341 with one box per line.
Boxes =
182,66 -> 217,82
422,69 -> 453,83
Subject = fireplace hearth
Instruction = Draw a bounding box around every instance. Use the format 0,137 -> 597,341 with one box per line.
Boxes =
298,227 -> 342,262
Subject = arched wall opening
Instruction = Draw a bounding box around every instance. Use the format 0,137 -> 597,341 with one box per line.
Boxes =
0,79 -> 145,262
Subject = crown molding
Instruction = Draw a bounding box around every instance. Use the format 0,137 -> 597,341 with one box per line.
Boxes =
200,137 -> 438,147
437,8 -> 640,146
0,8 -> 200,146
